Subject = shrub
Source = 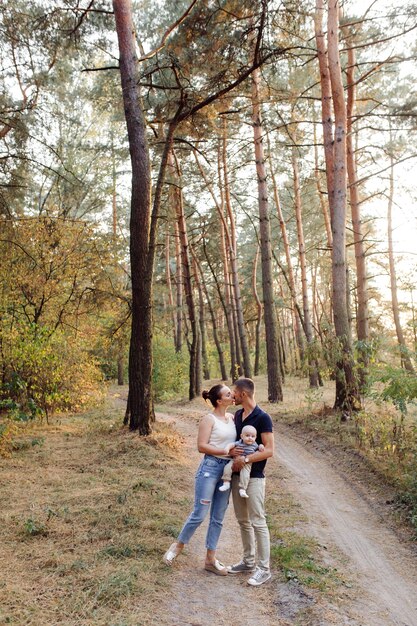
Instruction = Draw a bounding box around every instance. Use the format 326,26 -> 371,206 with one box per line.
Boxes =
1,322 -> 105,419
152,335 -> 188,401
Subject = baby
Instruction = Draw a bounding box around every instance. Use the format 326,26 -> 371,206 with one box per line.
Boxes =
219,425 -> 264,498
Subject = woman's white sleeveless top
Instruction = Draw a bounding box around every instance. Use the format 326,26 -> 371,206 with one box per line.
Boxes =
208,413 -> 236,458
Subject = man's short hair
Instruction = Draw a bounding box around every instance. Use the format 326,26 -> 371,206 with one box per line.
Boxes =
234,377 -> 255,396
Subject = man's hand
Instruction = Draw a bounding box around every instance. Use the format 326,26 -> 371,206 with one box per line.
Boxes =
229,444 -> 244,458
232,455 -> 245,471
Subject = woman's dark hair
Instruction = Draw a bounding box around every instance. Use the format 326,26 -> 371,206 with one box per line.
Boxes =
202,384 -> 225,408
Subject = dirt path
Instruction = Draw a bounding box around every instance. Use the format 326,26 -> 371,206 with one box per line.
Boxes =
276,424 -> 417,626
156,411 -> 278,626
158,411 -> 417,626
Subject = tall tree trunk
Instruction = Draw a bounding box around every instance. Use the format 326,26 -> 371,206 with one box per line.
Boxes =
327,0 -> 361,413
222,120 -> 252,377
387,153 -> 415,373
292,143 -> 319,387
315,0 -> 335,223
174,221 -> 183,353
192,252 -> 210,380
313,117 -> 333,248
346,36 -> 369,389
111,129 -> 118,239
170,151 -> 200,398
196,147 -> 238,379
267,132 -> 305,364
194,247 -> 228,381
113,0 -> 154,434
251,65 -> 283,402
221,220 -> 239,380
202,234 -> 237,379
165,229 -> 178,350
252,243 -> 263,376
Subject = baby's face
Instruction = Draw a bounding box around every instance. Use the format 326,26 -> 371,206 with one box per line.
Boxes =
242,430 -> 256,445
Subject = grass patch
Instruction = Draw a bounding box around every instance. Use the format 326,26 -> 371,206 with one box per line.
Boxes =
257,374 -> 417,536
266,461 -> 343,593
0,406 -> 192,625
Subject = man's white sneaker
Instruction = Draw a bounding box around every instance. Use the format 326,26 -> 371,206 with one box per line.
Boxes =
247,566 -> 272,586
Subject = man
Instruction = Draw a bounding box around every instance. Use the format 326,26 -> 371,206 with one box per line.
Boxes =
228,377 -> 274,586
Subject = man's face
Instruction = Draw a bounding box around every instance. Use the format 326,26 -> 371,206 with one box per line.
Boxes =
233,387 -> 244,406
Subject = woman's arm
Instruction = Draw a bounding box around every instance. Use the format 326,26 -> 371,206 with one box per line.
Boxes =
197,414 -> 230,456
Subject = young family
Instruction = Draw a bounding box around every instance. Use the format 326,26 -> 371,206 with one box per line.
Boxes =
163,377 -> 274,586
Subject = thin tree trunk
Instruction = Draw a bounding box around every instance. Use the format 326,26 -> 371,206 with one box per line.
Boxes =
327,0 -> 361,413
346,36 -> 369,389
174,221 -> 183,353
313,117 -> 333,248
194,248 -> 228,381
192,252 -> 210,380
267,132 -> 304,364
315,0 -> 335,223
220,220 -> 239,380
387,153 -> 415,373
222,120 -> 252,377
292,143 -> 319,388
170,150 -> 200,398
165,230 -> 178,350
111,129 -> 118,239
251,65 -> 283,402
252,243 -> 263,376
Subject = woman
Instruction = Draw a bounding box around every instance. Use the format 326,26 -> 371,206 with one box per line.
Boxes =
163,384 -> 236,575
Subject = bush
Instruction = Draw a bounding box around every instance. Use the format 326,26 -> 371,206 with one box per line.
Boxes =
1,322 -> 105,419
152,335 -> 188,401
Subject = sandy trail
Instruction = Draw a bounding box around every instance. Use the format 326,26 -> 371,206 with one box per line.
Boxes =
158,411 -> 417,626
276,424 -> 417,626
156,412 -> 278,626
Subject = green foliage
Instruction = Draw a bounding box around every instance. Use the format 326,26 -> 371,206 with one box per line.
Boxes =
152,335 -> 188,401
0,322 -> 105,419
369,365 -> 417,414
23,516 -> 48,537
271,535 -> 333,589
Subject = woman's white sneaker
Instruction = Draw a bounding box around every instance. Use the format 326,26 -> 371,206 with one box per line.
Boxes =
247,566 -> 271,586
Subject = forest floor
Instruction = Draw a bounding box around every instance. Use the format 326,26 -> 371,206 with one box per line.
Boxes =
0,377 -> 416,625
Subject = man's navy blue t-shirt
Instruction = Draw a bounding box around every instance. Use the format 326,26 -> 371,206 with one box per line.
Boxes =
234,405 -> 273,478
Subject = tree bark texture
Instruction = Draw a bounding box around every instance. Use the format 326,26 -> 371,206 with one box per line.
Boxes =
292,144 -> 319,387
387,154 -> 415,373
165,229 -> 178,350
346,38 -> 369,387
174,221 -> 183,353
222,119 -> 252,378
251,65 -> 283,402
194,247 -> 228,381
169,151 -> 200,398
327,0 -> 361,412
268,133 -> 305,365
252,243 -> 263,376
315,0 -> 335,224
113,0 -> 153,434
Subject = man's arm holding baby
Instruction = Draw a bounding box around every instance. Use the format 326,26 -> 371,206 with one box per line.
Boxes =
230,432 -> 274,471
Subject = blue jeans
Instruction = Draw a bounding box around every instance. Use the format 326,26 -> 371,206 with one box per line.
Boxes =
178,455 -> 231,551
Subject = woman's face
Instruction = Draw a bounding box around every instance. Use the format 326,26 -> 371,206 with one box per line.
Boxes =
217,386 -> 233,406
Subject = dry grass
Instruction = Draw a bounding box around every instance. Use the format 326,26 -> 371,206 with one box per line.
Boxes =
0,396 -> 194,626
1,375 -> 413,625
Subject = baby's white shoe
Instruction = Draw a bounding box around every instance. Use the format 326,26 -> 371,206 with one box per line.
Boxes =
239,489 -> 249,498
219,482 -> 230,492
